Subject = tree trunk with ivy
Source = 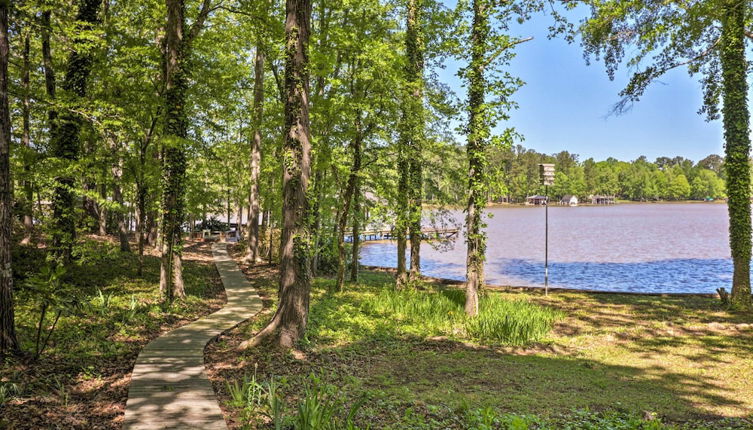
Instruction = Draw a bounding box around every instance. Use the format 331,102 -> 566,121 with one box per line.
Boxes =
159,0 -> 213,301
242,0 -> 312,349
398,0 -> 425,285
247,44 -> 264,263
720,0 -> 752,310
464,0 -> 490,317
160,0 -> 189,302
50,0 -> 102,264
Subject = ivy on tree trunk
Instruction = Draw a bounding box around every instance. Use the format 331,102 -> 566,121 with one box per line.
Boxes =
720,0 -> 752,310
50,0 -> 102,264
397,0 -> 425,287
464,0 -> 489,317
242,0 -> 313,349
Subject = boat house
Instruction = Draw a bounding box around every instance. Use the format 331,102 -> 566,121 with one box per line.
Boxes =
590,195 -> 616,205
559,195 -> 578,206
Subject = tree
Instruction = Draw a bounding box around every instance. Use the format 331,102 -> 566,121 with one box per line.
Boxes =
581,0 -> 752,309
159,0 -> 215,302
243,0 -> 313,349
0,0 -> 18,356
396,0 -> 426,287
50,0 -> 102,264
692,169 -> 725,199
698,154 -> 724,174
461,0 -> 529,315
247,44 -> 264,263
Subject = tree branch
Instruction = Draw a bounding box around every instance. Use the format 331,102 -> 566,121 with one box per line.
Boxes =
483,37 -> 534,69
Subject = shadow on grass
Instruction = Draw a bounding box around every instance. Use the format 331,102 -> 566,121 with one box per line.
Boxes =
210,271 -> 753,428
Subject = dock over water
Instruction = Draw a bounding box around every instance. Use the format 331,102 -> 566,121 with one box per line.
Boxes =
345,228 -> 459,243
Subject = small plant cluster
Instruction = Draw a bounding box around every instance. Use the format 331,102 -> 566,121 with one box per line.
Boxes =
226,372 -> 366,430
361,287 -> 562,345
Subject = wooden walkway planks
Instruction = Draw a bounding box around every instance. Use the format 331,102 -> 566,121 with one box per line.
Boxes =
345,227 -> 459,243
123,243 -> 262,430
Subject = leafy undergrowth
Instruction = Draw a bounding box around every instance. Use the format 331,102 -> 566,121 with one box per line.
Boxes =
0,237 -> 225,430
207,246 -> 753,429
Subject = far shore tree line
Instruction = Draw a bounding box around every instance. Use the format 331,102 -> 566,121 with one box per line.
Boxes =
475,148 -> 730,204
1,0 -> 752,355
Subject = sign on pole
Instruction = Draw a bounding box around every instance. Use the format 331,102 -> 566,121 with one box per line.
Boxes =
538,163 -> 555,296
539,163 -> 555,186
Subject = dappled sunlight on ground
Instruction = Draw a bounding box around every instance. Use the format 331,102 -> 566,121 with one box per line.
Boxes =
206,248 -> 753,428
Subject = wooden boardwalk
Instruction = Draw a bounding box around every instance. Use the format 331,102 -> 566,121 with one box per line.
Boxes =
345,227 -> 459,243
123,243 -> 261,429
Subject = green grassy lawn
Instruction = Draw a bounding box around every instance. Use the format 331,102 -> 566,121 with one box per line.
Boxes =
0,238 -> 225,429
207,248 -> 753,429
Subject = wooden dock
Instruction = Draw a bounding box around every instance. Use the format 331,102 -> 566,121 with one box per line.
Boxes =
345,228 -> 459,243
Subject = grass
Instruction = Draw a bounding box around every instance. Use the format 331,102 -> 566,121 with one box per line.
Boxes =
361,287 -> 562,345
207,249 -> 753,429
1,237 -> 225,429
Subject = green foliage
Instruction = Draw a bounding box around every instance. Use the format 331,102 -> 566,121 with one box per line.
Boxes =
491,146 -> 730,202
464,293 -> 562,344
293,374 -> 366,430
227,373 -> 266,408
0,381 -> 21,406
361,286 -> 562,345
22,265 -> 80,358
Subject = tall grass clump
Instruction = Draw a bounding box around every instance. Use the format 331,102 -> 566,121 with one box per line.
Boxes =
361,287 -> 562,345
360,288 -> 461,334
464,295 -> 562,345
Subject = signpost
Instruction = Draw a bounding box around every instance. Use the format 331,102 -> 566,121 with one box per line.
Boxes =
539,164 -> 555,295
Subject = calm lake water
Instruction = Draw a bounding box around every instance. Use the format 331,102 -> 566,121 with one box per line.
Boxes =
359,203 -> 736,294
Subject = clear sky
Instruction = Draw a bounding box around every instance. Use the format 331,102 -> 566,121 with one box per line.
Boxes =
435,4 -> 725,163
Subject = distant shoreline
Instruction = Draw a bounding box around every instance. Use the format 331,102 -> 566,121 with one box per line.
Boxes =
425,200 -> 726,209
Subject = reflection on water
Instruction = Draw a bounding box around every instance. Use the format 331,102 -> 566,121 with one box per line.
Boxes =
359,203 -> 737,293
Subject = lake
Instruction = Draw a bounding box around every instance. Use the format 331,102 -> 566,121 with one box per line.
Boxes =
359,203 -> 735,294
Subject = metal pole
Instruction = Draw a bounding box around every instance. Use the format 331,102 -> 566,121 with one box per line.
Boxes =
545,185 -> 549,296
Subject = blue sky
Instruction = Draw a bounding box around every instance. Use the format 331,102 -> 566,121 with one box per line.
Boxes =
435,4 -> 725,163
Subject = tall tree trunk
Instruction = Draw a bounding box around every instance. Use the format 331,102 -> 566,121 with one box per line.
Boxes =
397,0 -> 425,287
406,0 -> 425,282
335,114 -> 363,291
242,0 -> 312,349
159,0 -> 189,302
464,0 -> 489,316
136,117 -> 156,276
20,30 -> 33,245
350,178 -> 361,282
247,44 -> 264,263
721,0 -> 752,310
51,0 -> 102,264
0,0 -> 18,356
159,0 -> 213,300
